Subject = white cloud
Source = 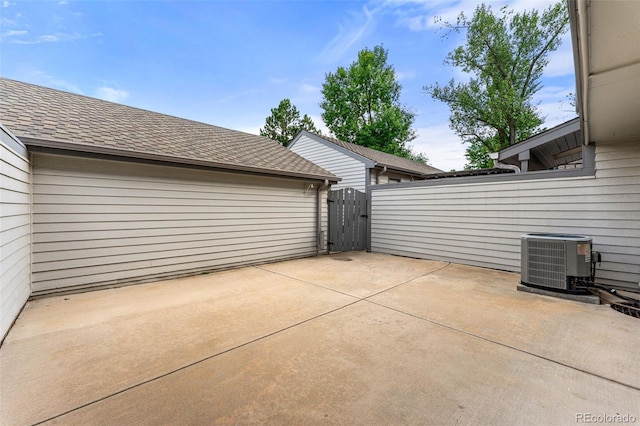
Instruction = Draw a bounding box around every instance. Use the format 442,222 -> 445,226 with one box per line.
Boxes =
544,32 -> 575,77
394,1 -> 475,32
537,101 -> 577,128
398,14 -> 432,32
505,0 -> 559,14
1,6 -> 21,26
411,124 -> 467,171
94,87 -> 129,103
39,34 -> 62,42
534,84 -> 575,102
237,124 -> 262,136
27,71 -> 83,94
317,6 -> 376,63
288,81 -> 324,107
306,114 -> 331,136
393,0 -> 562,32
396,70 -> 416,81
9,31 -> 102,44
300,83 -> 320,94
2,29 -> 26,36
534,85 -> 578,127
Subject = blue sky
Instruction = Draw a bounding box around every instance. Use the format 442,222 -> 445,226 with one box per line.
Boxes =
0,0 -> 577,171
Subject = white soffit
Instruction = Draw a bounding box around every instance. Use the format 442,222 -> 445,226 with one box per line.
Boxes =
587,0 -> 640,143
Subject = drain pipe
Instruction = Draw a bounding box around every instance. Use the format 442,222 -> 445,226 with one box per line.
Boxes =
316,179 -> 329,255
375,166 -> 387,184
489,152 -> 520,173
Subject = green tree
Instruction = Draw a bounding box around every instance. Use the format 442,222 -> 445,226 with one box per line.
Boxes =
260,99 -> 321,146
320,45 -> 417,158
409,151 -> 429,164
424,2 -> 569,169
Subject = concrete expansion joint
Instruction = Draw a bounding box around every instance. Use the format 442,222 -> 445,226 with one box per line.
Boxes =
16,257 -> 637,425
362,262 -> 452,301
255,261 -> 453,303
36,262 -> 457,424
253,265 -> 360,300
245,262 -> 640,396
31,296 -> 365,425
365,300 -> 640,394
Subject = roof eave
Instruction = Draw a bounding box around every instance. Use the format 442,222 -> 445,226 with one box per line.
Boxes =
373,162 -> 438,177
20,136 -> 340,183
498,118 -> 581,161
0,123 -> 27,158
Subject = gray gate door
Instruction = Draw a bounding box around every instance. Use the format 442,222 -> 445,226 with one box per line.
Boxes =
328,188 -> 367,251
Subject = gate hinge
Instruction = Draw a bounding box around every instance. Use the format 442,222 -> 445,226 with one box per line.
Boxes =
360,214 -> 368,218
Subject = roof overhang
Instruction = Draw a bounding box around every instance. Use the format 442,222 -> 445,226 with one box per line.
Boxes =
569,0 -> 640,145
0,124 -> 27,158
21,136 -> 340,183
498,118 -> 583,171
372,162 -> 434,178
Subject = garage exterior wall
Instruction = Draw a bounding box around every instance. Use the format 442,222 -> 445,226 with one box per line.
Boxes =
289,134 -> 367,191
369,139 -> 640,291
1,128 -> 31,340
31,152 -> 325,295
370,169 -> 414,185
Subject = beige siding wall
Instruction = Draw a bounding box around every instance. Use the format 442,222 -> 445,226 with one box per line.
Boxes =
370,140 -> 640,290
290,134 -> 366,191
1,134 -> 31,340
370,169 -> 416,186
31,153 -> 323,294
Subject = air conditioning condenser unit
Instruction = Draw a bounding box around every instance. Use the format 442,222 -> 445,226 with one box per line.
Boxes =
521,233 -> 592,293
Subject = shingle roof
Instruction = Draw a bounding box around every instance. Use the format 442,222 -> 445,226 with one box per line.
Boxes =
300,131 -> 442,175
0,78 -> 338,181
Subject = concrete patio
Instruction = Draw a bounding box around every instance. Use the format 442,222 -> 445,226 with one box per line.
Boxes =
1,252 -> 638,425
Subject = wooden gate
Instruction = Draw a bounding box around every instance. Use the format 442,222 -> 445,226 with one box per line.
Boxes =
328,188 -> 367,252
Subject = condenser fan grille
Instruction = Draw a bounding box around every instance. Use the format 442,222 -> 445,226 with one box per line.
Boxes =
526,239 -> 566,289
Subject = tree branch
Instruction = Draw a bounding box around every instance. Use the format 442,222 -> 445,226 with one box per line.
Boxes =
520,22 -> 567,98
484,39 -> 509,81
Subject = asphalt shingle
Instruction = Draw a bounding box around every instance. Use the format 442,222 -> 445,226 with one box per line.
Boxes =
0,78 -> 337,181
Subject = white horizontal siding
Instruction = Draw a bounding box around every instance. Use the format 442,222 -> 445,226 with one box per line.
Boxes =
1,138 -> 31,341
370,140 -> 640,291
31,153 -> 321,294
290,134 -> 366,191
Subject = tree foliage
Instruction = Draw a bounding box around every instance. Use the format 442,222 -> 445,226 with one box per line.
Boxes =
320,45 -> 418,159
424,2 -> 569,169
260,98 -> 321,146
